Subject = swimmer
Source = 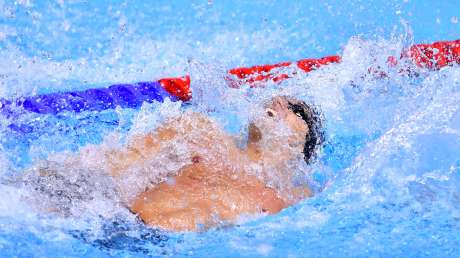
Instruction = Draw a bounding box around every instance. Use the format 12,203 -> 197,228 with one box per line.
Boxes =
22,96 -> 324,232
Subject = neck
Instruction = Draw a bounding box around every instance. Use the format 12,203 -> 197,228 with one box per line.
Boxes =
246,142 -> 262,161
243,135 -> 310,205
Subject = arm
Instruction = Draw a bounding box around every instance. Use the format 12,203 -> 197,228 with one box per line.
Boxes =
105,126 -> 177,177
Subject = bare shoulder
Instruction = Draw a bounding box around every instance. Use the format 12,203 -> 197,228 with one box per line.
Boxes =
128,111 -> 218,145
159,110 -> 220,133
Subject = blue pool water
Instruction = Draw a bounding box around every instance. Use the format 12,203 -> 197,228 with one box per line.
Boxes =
1,1 -> 460,257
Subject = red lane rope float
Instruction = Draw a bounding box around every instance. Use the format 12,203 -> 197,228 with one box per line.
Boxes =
158,75 -> 192,101
407,39 -> 460,69
160,38 -> 460,101
227,55 -> 341,86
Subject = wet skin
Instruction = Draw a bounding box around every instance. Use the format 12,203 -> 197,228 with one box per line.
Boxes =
107,96 -> 311,231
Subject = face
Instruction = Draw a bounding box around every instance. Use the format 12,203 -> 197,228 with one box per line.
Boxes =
249,96 -> 309,152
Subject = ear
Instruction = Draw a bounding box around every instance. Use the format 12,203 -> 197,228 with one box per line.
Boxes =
248,122 -> 262,144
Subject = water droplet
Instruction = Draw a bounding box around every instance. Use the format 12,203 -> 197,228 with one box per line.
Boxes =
62,20 -> 71,32
451,16 -> 458,24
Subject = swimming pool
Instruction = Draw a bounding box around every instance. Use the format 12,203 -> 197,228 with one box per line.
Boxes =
1,1 -> 460,257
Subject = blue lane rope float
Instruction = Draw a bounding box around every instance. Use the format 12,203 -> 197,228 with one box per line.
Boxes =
0,81 -> 176,116
0,81 -> 178,135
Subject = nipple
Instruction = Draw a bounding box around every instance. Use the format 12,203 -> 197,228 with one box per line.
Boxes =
192,155 -> 202,164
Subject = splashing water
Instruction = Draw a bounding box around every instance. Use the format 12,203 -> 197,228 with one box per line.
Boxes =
1,1 -> 460,257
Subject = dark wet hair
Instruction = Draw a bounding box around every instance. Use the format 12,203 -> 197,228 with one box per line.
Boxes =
287,100 -> 325,164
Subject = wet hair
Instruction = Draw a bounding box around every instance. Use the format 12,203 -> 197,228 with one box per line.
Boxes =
287,100 -> 325,164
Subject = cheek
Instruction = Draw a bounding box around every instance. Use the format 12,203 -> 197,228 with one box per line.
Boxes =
285,124 -> 307,148
286,115 -> 309,136
287,135 -> 305,150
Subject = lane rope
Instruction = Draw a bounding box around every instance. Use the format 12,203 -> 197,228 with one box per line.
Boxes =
1,38 -> 459,117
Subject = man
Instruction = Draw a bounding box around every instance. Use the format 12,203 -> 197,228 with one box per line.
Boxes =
23,96 -> 324,232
